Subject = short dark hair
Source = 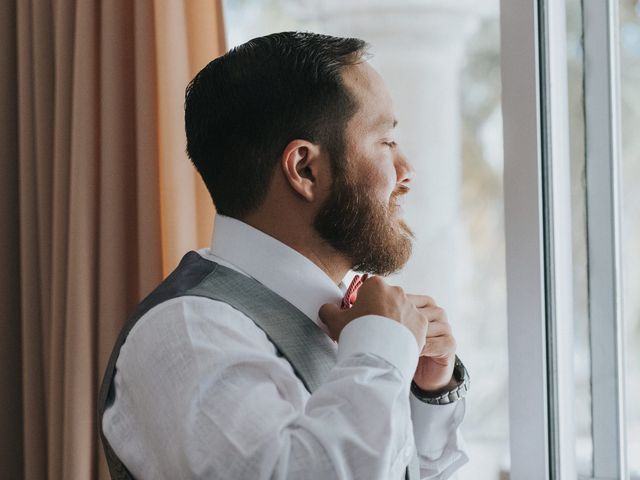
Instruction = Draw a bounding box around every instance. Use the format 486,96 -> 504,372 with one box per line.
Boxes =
184,31 -> 369,218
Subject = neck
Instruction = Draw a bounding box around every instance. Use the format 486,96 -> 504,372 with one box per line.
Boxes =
242,212 -> 350,285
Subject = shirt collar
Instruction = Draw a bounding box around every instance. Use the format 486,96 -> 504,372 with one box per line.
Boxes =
204,214 -> 346,328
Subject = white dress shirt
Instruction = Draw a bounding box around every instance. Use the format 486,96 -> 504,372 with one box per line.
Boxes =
103,214 -> 468,479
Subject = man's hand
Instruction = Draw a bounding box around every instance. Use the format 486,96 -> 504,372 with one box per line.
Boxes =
409,295 -> 457,393
319,276 -> 430,351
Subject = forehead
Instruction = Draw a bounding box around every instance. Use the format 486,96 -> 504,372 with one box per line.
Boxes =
341,62 -> 396,132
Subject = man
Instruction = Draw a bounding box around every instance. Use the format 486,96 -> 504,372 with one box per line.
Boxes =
99,32 -> 469,479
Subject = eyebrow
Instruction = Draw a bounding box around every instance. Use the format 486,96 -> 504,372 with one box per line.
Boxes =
372,116 -> 398,130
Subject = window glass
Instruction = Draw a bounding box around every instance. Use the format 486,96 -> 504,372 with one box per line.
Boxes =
620,1 -> 640,476
223,2 -> 508,478
565,0 -> 593,475
456,11 -> 509,480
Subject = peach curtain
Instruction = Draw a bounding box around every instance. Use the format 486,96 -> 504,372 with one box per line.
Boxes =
155,0 -> 220,274
0,1 -> 225,479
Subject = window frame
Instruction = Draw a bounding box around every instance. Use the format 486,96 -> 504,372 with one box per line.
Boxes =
501,0 -> 553,476
501,0 -> 628,477
583,0 -> 628,478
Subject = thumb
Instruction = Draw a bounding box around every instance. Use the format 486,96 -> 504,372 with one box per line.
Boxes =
319,303 -> 351,341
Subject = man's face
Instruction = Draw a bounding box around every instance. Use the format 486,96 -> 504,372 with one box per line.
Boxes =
314,62 -> 415,275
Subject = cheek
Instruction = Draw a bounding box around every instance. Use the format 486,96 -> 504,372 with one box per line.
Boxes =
369,161 -> 397,199
350,145 -> 397,197
356,169 -> 395,207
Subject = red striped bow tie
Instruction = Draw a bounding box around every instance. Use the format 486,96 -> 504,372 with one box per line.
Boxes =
340,274 -> 369,310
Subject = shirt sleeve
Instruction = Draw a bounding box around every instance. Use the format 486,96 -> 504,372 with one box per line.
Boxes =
103,296 -> 422,480
410,394 -> 469,479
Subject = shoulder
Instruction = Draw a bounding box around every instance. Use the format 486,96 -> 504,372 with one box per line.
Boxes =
117,295 -> 277,374
132,295 -> 257,335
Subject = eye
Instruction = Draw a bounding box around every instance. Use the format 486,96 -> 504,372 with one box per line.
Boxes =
383,141 -> 397,149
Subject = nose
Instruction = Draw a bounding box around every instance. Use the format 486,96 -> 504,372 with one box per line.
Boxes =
394,148 -> 415,185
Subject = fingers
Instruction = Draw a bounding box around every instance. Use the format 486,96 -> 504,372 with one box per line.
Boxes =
417,304 -> 454,358
394,290 -> 455,360
420,305 -> 448,324
420,335 -> 457,358
406,294 -> 436,308
318,303 -> 353,341
422,320 -> 451,337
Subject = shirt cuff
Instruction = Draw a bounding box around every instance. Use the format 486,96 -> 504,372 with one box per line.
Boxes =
410,395 -> 465,455
337,315 -> 419,382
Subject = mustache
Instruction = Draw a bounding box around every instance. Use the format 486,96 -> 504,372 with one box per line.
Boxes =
391,184 -> 410,202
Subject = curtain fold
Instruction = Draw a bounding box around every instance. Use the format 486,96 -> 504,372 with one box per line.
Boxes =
0,1 -> 226,478
184,0 -> 225,251
154,0 -> 219,276
49,0 -> 76,479
0,0 -> 24,478
17,0 -> 51,477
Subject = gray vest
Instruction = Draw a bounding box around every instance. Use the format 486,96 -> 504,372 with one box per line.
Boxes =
98,251 -> 420,479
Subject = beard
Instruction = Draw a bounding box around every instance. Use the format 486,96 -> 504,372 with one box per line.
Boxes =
313,166 -> 414,276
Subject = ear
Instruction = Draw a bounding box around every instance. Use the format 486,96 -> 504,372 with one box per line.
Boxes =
280,139 -> 324,202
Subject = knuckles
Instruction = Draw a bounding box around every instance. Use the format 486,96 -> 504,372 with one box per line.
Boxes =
432,306 -> 446,320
